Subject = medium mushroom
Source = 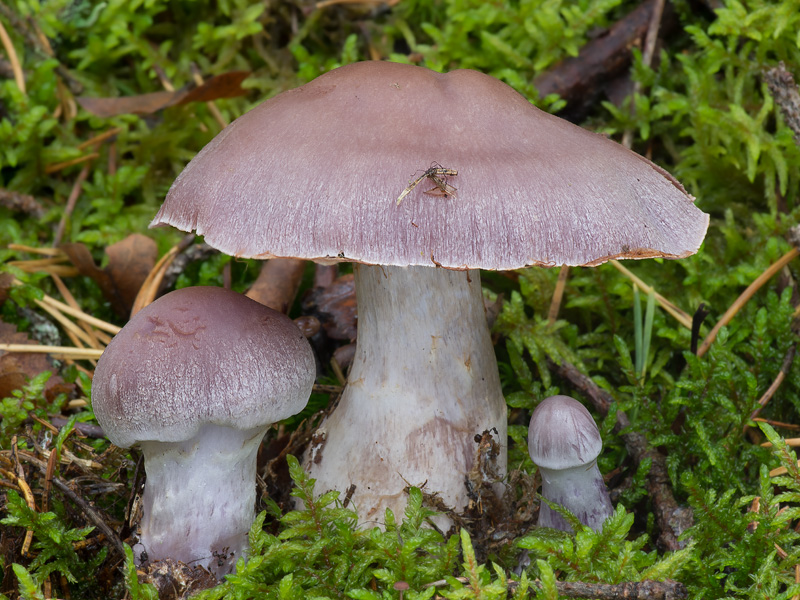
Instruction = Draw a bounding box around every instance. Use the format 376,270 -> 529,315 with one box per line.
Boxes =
150,61 -> 708,525
528,395 -> 613,532
92,286 -> 315,577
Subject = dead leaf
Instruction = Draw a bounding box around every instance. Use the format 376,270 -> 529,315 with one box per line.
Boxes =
177,71 -> 252,104
0,322 -> 73,402
61,233 -> 157,317
77,91 -> 174,118
105,234 -> 158,315
303,274 -> 357,341
77,71 -> 251,118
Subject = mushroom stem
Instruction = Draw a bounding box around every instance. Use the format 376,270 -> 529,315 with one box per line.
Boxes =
137,424 -> 265,577
304,264 -> 507,525
538,462 -> 614,532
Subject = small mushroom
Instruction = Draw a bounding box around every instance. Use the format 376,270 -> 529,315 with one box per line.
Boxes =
92,286 -> 315,577
528,395 -> 613,532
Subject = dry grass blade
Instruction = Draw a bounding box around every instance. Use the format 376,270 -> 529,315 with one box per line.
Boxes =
770,461 -> 800,477
6,257 -> 79,277
6,252 -> 78,273
547,265 -> 570,325
130,235 -> 194,316
76,127 -> 123,151
11,278 -> 121,334
0,344 -> 104,359
761,437 -> 800,448
7,245 -> 65,256
753,417 -> 800,430
44,152 -> 98,175
191,66 -> 227,130
0,17 -> 25,94
697,247 -> 799,357
34,298 -> 101,351
609,259 -> 693,329
50,272 -> 109,346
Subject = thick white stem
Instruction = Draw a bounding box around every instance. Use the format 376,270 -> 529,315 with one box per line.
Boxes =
538,462 -> 614,532
304,264 -> 507,526
136,424 -> 266,578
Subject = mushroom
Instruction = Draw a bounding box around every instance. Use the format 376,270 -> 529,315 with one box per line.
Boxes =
92,286 -> 315,577
528,395 -> 613,532
150,61 -> 708,525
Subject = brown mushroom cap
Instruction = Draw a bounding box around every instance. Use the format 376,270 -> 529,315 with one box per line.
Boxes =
151,61 -> 707,269
92,286 -> 315,448
528,395 -> 603,470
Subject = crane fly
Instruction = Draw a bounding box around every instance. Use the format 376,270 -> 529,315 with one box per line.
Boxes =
396,163 -> 458,205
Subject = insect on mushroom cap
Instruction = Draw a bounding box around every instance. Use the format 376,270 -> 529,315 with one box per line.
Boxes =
528,395 -> 603,471
150,61 -> 708,271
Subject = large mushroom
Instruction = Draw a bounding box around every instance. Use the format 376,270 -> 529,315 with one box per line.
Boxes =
150,61 -> 708,525
92,286 -> 315,577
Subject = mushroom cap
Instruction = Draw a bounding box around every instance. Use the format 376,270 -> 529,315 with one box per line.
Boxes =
92,286 -> 315,448
151,61 -> 708,270
528,395 -> 602,470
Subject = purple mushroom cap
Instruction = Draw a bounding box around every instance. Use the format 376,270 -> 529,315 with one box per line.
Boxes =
92,286 -> 316,576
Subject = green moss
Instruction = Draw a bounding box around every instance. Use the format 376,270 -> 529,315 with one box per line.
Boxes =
2,0 -> 800,597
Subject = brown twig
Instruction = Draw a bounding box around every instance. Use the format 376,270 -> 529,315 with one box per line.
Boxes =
753,417 -> 800,431
16,450 -> 126,558
48,417 -> 107,439
749,344 -> 797,423
53,161 -> 93,246
697,247 -> 800,357
76,127 -> 124,151
547,358 -> 692,551
537,577 -> 687,600
45,153 -> 99,175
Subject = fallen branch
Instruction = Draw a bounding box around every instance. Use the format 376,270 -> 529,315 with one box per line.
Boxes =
424,575 -> 687,599
765,62 -> 800,145
534,0 -> 677,119
16,450 -> 126,558
533,577 -> 686,600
